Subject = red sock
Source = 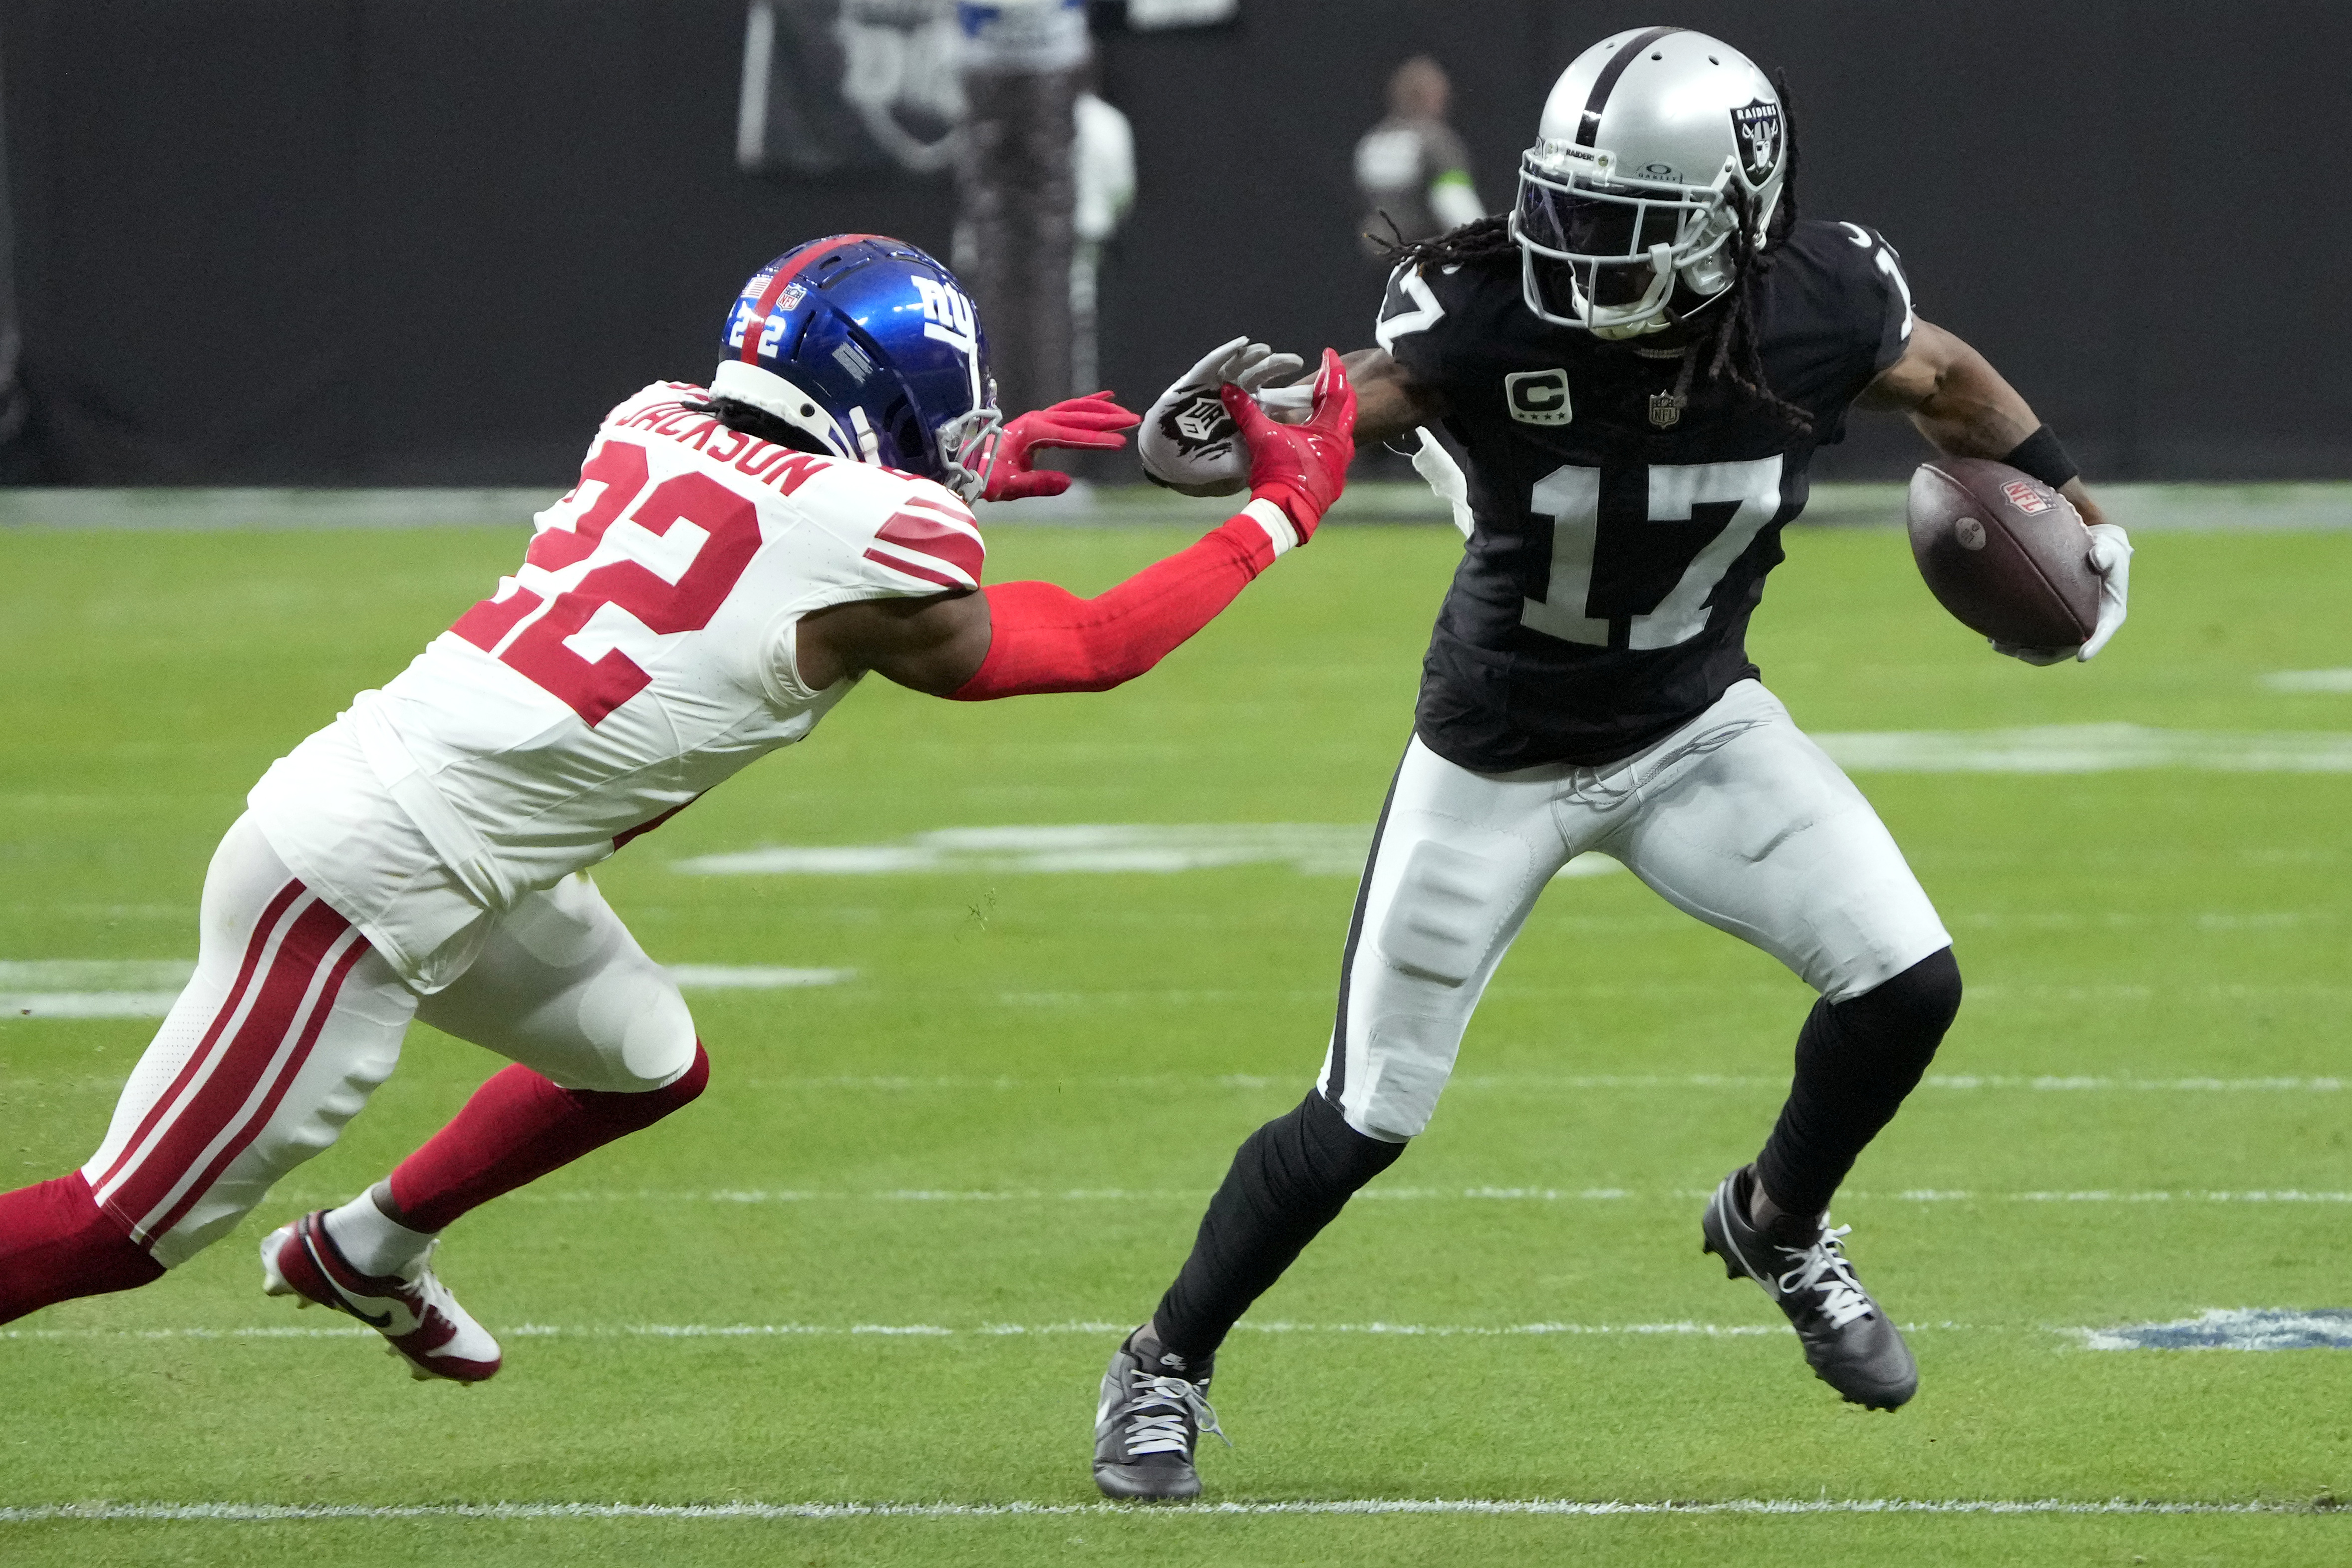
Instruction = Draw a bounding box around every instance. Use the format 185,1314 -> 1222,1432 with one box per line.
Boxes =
0,1172 -> 165,1325
386,1042 -> 709,1233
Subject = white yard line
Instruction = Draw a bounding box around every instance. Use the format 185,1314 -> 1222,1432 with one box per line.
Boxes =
670,749 -> 2352,881
672,825 -> 1627,879
1813,724 -> 2352,773
27,1067 -> 2338,1091
0,963 -> 850,1020
247,1185 -> 2352,1207
0,1320 -> 1806,1343
663,1073 -> 2352,1093
0,991 -> 186,1019
0,960 -> 196,987
0,1498 -> 2309,1522
660,966 -> 852,989
2262,669 -> 2352,693
14,1313 -> 2345,1353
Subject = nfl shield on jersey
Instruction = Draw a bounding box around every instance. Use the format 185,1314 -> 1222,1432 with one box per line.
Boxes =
247,382 -> 985,990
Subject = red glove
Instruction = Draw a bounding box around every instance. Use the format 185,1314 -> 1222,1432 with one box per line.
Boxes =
1218,348 -> 1356,542
982,391 -> 1143,501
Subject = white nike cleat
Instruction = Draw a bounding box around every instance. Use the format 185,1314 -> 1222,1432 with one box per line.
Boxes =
261,1210 -> 502,1383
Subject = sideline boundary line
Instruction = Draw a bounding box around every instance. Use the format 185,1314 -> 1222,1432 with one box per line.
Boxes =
0,1497 -> 2323,1523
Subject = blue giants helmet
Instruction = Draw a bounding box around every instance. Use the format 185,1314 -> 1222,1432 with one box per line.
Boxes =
712,234 -> 1002,500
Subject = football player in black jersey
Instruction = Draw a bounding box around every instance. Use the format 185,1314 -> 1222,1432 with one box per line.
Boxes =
1092,27 -> 2133,1500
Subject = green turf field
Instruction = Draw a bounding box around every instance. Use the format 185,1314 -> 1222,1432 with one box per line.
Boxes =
1,519 -> 2349,1566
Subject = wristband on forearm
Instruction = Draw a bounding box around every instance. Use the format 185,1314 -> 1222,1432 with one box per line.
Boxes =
2001,425 -> 2078,490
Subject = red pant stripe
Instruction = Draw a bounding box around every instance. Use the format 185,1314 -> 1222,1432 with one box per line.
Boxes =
139,926 -> 371,1245
88,880 -> 306,1198
101,898 -> 355,1240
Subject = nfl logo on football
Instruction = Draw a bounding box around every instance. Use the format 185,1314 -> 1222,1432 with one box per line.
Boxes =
2001,478 -> 2055,515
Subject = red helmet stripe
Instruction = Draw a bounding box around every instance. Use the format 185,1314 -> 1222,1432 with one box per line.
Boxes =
737,233 -> 890,364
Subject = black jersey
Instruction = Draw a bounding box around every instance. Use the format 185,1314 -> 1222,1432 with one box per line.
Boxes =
1382,218 -> 1914,770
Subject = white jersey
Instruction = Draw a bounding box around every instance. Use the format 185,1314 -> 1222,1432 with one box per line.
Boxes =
249,382 -> 985,990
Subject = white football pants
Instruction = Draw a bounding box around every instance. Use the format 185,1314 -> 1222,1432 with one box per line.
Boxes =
80,813 -> 697,1267
1320,679 -> 1951,1142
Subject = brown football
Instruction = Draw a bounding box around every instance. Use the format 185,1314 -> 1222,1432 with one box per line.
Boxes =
1906,457 -> 2099,647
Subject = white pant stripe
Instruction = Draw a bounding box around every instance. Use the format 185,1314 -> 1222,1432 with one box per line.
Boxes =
92,891 -> 317,1212
124,925 -> 366,1244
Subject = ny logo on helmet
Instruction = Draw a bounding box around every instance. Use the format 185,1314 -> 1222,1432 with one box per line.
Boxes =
910,276 -> 979,362
1729,99 -> 1783,181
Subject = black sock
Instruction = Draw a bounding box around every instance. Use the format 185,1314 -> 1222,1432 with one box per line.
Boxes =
1151,1091 -> 1404,1363
1754,947 -> 1962,1220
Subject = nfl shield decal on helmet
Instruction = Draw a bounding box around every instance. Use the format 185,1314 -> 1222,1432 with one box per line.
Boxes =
1730,99 -> 1783,180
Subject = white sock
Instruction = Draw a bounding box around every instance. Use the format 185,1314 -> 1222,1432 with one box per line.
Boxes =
322,1191 -> 437,1278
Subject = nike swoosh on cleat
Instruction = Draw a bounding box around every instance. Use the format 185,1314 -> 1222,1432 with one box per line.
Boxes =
300,1232 -> 393,1328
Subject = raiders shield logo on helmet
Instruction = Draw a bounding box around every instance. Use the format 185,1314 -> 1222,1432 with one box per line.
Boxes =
1729,99 -> 1783,181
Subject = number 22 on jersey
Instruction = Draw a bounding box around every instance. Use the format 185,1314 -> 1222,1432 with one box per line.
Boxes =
1520,455 -> 1785,650
448,438 -> 764,726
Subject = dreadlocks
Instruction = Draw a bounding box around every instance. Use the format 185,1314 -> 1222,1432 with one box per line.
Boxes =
1375,71 -> 1810,437
1376,211 -> 1515,273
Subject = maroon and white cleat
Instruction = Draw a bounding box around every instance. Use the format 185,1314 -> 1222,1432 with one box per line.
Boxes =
260,1211 -> 502,1383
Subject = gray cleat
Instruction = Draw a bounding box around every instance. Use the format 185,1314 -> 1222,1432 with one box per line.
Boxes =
1701,1164 -> 1918,1410
1093,1325 -> 1228,1500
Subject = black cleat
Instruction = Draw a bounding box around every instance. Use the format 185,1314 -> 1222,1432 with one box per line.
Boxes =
1701,1165 -> 1918,1410
1093,1325 -> 1228,1500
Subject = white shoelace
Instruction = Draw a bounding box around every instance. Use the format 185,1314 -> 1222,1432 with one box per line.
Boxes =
1773,1223 -> 1875,1329
1117,1372 -> 1229,1458
393,1243 -> 470,1349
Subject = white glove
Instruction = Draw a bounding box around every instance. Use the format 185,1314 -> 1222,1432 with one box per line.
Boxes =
1257,380 -> 1314,422
1409,425 -> 1474,540
1138,336 -> 1306,493
1991,521 -> 2132,665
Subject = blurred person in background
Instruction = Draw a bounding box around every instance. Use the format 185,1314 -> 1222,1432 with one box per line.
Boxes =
1071,80 -> 1136,406
956,0 -> 1088,415
1355,55 -> 1484,257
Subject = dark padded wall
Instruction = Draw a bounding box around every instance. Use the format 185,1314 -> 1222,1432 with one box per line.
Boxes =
4,0 -> 2342,484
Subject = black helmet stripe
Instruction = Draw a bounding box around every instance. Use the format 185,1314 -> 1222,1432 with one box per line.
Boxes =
1575,25 -> 1682,146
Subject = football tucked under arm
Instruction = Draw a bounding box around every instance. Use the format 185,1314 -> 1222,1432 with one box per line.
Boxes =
1863,317 -> 2131,662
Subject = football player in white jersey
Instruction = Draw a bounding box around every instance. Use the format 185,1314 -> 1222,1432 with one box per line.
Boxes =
0,235 -> 1357,1383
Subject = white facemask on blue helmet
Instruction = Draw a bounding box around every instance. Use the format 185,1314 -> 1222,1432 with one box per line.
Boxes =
1509,28 -> 1786,340
713,234 -> 1004,500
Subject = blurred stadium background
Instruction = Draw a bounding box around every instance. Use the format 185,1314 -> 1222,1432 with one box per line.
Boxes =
2,5 -> 2349,1566
0,0 -> 2349,491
